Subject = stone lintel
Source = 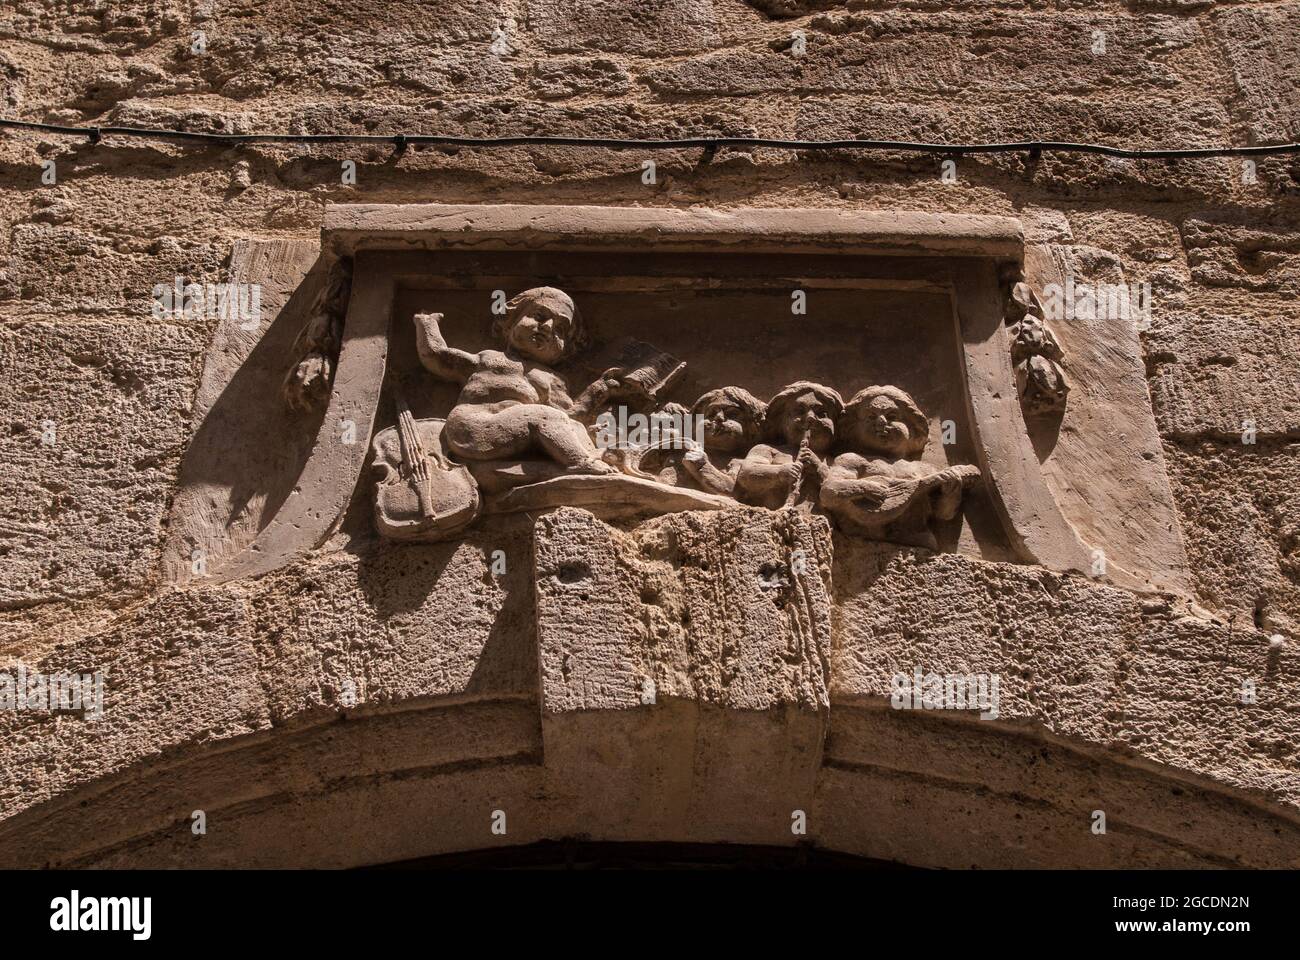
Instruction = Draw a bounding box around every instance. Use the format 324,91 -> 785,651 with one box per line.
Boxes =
323,203 -> 1026,260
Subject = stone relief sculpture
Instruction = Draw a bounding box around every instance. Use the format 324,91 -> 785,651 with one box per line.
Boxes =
282,257 -> 352,411
376,286 -> 983,549
819,386 -> 981,550
733,381 -> 843,510
1005,276 -> 1068,417
372,388 -> 481,541
680,386 -> 767,496
411,287 -> 690,495
413,287 -> 618,480
163,205 -> 1189,596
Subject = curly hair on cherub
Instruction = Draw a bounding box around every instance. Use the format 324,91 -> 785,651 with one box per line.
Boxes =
491,286 -> 588,357
840,385 -> 930,458
690,385 -> 767,448
762,381 -> 844,442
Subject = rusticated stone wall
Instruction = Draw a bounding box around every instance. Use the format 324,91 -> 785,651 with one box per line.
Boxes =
0,0 -> 1298,867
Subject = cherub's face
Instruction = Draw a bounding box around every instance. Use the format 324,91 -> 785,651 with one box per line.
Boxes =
507,299 -> 573,365
852,394 -> 919,457
698,397 -> 755,454
779,390 -> 835,454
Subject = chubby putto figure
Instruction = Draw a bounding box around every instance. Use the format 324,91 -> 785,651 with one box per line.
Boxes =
819,385 -> 979,548
733,381 -> 844,509
681,385 -> 767,496
414,287 -> 622,476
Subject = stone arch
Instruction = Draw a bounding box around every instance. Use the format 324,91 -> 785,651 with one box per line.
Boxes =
2,695 -> 1296,868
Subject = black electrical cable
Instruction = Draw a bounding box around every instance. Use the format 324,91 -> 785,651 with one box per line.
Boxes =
2,117 -> 1299,159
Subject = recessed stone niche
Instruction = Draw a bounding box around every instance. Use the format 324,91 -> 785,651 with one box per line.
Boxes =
165,204 -> 1188,598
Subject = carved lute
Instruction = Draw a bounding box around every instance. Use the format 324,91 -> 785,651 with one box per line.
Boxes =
843,464 -> 981,526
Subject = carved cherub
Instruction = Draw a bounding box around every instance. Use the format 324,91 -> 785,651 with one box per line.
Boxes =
819,386 -> 980,548
597,400 -> 694,482
1008,280 -> 1068,416
680,386 -> 766,496
414,287 -> 624,475
734,381 -> 843,509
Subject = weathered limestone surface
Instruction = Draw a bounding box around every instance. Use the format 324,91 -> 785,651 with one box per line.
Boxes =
534,507 -> 834,712
818,707 -> 1297,869
648,13 -> 1201,97
3,509 -> 1296,868
0,319 -> 203,613
1022,242 -> 1192,595
0,518 -> 539,865
795,96 -> 1233,197
324,202 -> 1025,256
833,541 -> 1300,812
530,57 -> 631,100
1,224 -> 225,314
1164,440 -> 1300,639
1146,311 -> 1300,440
1181,216 -> 1300,297
535,508 -> 831,844
159,238 -> 325,583
1212,3 -> 1300,145
529,0 -> 726,55
1,0 -> 1299,867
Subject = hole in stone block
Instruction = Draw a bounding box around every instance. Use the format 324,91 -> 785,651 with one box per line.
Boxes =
557,561 -> 590,585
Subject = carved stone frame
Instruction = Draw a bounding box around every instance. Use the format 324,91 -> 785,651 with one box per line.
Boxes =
200,204 -> 1182,594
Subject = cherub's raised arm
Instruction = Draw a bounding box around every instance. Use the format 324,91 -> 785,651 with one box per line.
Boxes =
414,312 -> 480,383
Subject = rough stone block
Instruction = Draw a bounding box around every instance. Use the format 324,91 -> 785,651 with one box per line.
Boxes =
795,95 -> 1231,195
0,319 -> 203,610
536,506 -> 832,712
0,521 -> 539,836
245,527 -> 540,718
1181,216 -> 1300,296
1145,310 -> 1300,439
831,541 -> 1300,811
527,0 -> 722,55
1,224 -> 226,314
1164,440 -> 1300,637
387,50 -> 521,96
646,12 -> 1200,97
530,57 -> 630,100
0,586 -> 262,824
1025,242 -> 1191,596
817,706 -> 1297,868
1213,4 -> 1300,143
535,506 -> 832,842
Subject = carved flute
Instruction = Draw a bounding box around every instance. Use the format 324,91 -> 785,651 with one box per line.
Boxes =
783,430 -> 811,509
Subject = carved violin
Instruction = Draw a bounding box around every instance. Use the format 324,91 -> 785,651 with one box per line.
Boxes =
371,389 -> 480,541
